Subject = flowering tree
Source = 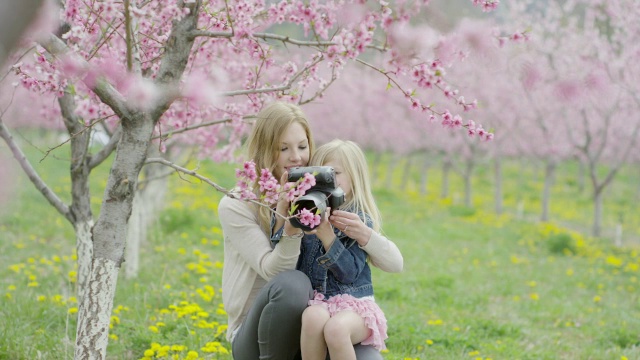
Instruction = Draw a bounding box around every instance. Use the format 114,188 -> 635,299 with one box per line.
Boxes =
496,0 -> 640,235
0,0 -> 503,358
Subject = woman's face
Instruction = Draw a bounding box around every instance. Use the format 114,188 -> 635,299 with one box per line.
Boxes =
324,159 -> 352,201
275,122 -> 310,179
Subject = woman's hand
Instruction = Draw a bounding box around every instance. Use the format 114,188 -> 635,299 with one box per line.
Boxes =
329,210 -> 373,246
273,171 -> 291,236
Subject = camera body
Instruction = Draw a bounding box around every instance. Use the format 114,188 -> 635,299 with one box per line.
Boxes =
287,166 -> 345,231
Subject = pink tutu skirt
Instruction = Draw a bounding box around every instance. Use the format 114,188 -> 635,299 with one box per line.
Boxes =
309,292 -> 388,350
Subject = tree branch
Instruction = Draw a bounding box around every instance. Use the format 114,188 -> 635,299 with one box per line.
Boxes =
0,117 -> 72,222
152,115 -> 254,140
145,157 -> 288,220
39,34 -> 132,120
190,30 -> 387,51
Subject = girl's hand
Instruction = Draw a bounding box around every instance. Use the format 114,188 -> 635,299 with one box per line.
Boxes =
329,210 -> 373,246
305,207 -> 336,250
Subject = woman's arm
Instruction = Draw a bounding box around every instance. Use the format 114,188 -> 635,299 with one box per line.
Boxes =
329,210 -> 403,273
218,196 -> 303,280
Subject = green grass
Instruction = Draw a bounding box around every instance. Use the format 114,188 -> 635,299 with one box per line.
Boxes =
1,140 -> 639,359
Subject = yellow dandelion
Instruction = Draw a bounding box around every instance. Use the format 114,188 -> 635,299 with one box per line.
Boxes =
426,339 -> 434,345
144,349 -> 155,357
37,295 -> 47,302
566,268 -> 574,276
149,326 -> 159,333
68,307 -> 78,314
593,296 -> 602,303
8,285 -> 17,291
27,282 -> 39,287
530,293 -> 539,301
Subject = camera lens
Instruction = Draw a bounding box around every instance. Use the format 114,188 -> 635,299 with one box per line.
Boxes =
289,192 -> 328,231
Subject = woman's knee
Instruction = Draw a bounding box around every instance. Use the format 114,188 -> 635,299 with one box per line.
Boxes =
271,270 -> 312,296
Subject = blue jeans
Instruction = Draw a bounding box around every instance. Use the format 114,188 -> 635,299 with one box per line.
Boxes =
231,270 -> 382,360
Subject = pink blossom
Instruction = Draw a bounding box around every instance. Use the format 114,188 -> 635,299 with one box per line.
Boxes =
297,208 -> 322,229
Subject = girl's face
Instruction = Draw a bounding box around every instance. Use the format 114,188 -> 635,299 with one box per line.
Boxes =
275,122 -> 310,179
324,158 -> 352,201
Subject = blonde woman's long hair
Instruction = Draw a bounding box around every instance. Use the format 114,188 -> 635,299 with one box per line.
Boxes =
246,101 -> 314,234
310,139 -> 382,233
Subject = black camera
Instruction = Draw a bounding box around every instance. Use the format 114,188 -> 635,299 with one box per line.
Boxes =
287,166 -> 345,231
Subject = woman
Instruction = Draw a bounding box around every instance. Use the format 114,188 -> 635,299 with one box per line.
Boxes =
218,101 -> 403,359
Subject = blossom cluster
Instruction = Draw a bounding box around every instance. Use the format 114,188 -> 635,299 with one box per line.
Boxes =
233,162 -> 322,229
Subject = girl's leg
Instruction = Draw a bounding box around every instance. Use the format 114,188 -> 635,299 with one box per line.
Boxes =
232,270 -> 313,360
323,311 -> 371,360
300,305 -> 331,360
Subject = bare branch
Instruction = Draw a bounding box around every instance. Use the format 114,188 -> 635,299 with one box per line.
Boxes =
152,115 -> 255,140
190,30 -> 387,51
220,54 -> 324,97
145,157 -> 288,220
0,117 -> 72,222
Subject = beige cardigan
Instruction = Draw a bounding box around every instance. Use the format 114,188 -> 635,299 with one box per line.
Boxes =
218,195 -> 403,342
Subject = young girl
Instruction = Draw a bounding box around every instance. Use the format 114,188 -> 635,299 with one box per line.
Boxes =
297,139 -> 396,359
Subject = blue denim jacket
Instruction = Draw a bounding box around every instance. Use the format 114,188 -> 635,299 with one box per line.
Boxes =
273,212 -> 374,299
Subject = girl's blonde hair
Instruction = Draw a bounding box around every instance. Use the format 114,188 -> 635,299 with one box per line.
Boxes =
246,101 -> 315,233
310,139 -> 382,232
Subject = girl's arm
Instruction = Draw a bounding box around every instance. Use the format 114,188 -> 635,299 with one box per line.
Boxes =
329,210 -> 403,273
313,214 -> 367,284
315,236 -> 368,284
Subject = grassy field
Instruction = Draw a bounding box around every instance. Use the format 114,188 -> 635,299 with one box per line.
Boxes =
1,139 -> 639,360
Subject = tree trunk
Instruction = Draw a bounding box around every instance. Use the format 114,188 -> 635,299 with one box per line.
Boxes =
385,154 -> 399,189
541,160 -> 556,222
75,114 -> 155,359
420,155 -> 431,196
124,194 -> 143,279
125,156 -> 170,278
463,160 -> 475,208
592,186 -> 603,237
400,156 -> 412,192
577,158 -> 585,193
371,151 -> 382,185
74,1 -> 199,355
494,156 -> 503,214
75,220 -> 94,299
441,158 -> 451,199
614,223 -> 623,247
75,258 -> 120,359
